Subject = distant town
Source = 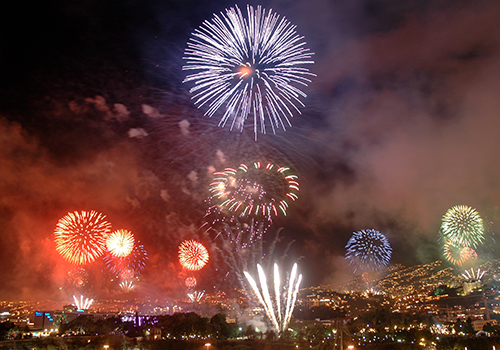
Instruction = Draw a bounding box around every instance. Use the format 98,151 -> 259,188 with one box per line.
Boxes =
2,260 -> 500,349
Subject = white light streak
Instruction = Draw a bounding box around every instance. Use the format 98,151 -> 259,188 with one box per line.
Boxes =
461,268 -> 486,281
73,295 -> 93,310
244,263 -> 302,333
187,290 -> 205,302
119,280 -> 135,292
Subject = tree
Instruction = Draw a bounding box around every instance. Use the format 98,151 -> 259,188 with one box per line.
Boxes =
244,325 -> 256,339
210,313 -> 236,339
0,322 -> 15,340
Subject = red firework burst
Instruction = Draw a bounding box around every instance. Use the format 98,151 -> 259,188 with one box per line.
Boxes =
185,277 -> 197,288
54,211 -> 112,265
178,240 -> 209,271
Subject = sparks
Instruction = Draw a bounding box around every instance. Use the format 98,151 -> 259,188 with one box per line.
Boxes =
345,229 -> 392,272
244,263 -> 302,333
441,205 -> 484,248
73,295 -> 93,310
461,268 -> 486,282
119,280 -> 135,293
106,229 -> 135,258
183,5 -> 315,139
54,211 -> 111,265
187,290 -> 205,302
179,240 -> 209,271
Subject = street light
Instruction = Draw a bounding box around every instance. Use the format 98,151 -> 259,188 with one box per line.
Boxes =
204,343 -> 211,349
347,346 -> 354,350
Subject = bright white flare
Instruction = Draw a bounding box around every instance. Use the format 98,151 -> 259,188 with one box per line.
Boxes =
183,5 -> 315,139
461,268 -> 486,281
187,290 -> 205,302
73,295 -> 93,310
106,229 -> 135,258
119,280 -> 135,293
244,263 -> 302,333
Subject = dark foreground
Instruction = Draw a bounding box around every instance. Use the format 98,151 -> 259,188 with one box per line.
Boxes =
1,336 -> 500,350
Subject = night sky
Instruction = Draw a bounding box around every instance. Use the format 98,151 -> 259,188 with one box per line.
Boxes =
2,0 -> 500,301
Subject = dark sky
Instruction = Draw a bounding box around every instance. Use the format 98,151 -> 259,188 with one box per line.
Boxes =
1,0 -> 500,301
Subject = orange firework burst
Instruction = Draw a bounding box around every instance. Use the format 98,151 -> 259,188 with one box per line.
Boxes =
54,211 -> 112,265
106,229 -> 135,258
443,239 -> 477,266
178,240 -> 209,271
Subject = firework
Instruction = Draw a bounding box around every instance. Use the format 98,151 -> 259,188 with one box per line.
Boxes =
441,205 -> 484,248
183,4 -> 315,138
244,263 -> 302,333
73,295 -> 93,310
207,225 -> 293,291
461,247 -> 478,261
442,240 -> 471,266
106,229 -> 135,258
203,210 -> 271,250
461,268 -> 486,282
185,276 -> 197,288
204,162 -> 298,248
66,267 -> 89,288
187,290 -> 205,302
104,240 -> 148,277
119,280 -> 135,293
179,240 -> 209,271
345,229 -> 392,272
209,162 -> 299,220
54,211 -> 112,265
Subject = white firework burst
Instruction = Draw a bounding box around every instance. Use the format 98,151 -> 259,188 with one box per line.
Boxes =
183,5 -> 315,139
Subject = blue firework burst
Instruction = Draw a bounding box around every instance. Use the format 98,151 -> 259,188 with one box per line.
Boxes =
345,229 -> 392,272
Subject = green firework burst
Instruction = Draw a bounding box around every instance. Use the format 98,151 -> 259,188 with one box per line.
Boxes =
440,205 -> 484,248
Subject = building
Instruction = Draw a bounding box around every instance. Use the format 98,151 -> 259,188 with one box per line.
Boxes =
472,319 -> 497,332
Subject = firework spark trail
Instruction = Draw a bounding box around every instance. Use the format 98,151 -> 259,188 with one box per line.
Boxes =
183,5 -> 315,139
243,269 -> 277,331
286,272 -> 302,329
73,295 -> 93,310
462,268 -> 486,281
208,226 -> 292,290
119,280 -> 135,293
283,262 -> 297,327
202,208 -> 271,249
257,264 -> 279,331
274,263 -> 281,325
188,290 -> 205,302
244,262 -> 302,333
